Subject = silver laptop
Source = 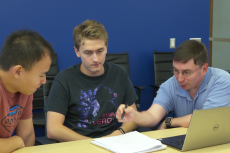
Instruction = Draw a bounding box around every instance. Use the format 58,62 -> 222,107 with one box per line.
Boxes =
159,106 -> 230,151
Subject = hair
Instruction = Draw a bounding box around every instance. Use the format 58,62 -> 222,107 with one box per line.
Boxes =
173,40 -> 208,66
73,19 -> 109,50
0,29 -> 55,71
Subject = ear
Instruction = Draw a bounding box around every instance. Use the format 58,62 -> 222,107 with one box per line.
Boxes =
74,46 -> 81,58
202,63 -> 209,76
12,65 -> 23,79
106,43 -> 108,54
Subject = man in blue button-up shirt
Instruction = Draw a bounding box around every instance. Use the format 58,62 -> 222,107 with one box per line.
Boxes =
116,40 -> 230,129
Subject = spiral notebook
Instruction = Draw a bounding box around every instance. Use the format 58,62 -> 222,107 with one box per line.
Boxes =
91,131 -> 166,153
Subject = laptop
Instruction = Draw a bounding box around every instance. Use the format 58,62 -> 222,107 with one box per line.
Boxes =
159,106 -> 230,151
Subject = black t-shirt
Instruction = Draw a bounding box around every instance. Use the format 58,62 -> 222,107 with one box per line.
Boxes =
45,62 -> 138,138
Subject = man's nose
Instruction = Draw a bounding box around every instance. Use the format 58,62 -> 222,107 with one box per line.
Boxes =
92,52 -> 99,62
41,76 -> 47,84
177,72 -> 185,82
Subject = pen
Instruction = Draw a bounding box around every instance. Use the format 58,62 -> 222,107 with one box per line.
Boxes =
121,104 -> 128,120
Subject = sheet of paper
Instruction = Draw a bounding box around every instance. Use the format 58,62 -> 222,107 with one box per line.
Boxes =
91,131 -> 166,153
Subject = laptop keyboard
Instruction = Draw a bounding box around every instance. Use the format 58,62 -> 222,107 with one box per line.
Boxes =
160,135 -> 186,150
169,139 -> 184,150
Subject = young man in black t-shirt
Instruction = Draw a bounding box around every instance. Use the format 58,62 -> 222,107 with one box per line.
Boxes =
45,19 -> 138,142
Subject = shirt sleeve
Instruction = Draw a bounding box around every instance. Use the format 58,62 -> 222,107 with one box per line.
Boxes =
44,79 -> 69,116
152,79 -> 175,114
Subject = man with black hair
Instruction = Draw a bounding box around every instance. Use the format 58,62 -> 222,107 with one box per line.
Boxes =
0,30 -> 55,153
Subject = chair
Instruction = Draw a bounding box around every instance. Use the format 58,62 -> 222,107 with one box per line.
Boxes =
105,52 -> 152,132
105,52 -> 145,111
32,85 -> 46,137
150,50 -> 174,99
46,53 -> 59,79
33,53 -> 59,135
35,79 -> 58,145
150,50 -> 175,128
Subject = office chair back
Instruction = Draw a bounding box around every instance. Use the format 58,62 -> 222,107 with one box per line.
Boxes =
47,53 -> 59,79
33,52 -> 59,108
105,52 -> 130,76
35,54 -> 60,145
105,52 -> 145,111
152,50 -> 176,124
33,86 -> 44,109
43,79 -> 54,105
32,86 -> 45,129
41,52 -> 59,134
32,53 -> 59,130
153,50 -> 174,86
35,79 -> 57,145
43,79 -> 54,104
43,79 -> 54,136
105,52 -> 152,132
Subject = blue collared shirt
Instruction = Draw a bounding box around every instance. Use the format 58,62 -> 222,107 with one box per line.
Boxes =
153,67 -> 230,117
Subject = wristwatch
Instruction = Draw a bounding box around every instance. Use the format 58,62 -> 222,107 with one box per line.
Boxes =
165,117 -> 173,128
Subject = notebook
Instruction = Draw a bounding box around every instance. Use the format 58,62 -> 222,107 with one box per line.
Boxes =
91,131 -> 166,153
159,106 -> 230,151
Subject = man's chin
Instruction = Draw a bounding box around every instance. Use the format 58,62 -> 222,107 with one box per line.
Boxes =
23,90 -> 37,96
180,85 -> 187,90
21,92 -> 33,96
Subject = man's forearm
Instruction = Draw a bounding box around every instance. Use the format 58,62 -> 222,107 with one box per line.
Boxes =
23,130 -> 35,147
170,114 -> 192,128
47,124 -> 90,142
0,136 -> 25,153
133,111 -> 160,127
120,121 -> 138,133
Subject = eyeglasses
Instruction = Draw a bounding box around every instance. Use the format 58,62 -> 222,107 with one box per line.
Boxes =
171,64 -> 204,77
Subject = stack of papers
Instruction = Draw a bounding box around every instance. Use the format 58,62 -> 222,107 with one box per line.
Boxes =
91,131 -> 166,153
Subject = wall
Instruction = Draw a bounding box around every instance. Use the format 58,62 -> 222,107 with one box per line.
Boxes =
212,0 -> 230,70
0,0 -> 210,111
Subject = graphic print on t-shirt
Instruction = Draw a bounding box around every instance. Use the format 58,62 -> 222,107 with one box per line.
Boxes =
77,85 -> 117,128
1,105 -> 23,133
